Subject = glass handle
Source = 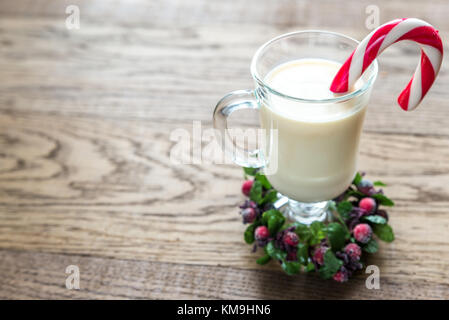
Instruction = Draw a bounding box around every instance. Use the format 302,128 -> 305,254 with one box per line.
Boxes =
213,89 -> 265,168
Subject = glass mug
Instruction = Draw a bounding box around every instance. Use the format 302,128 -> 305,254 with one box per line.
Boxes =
213,31 -> 378,224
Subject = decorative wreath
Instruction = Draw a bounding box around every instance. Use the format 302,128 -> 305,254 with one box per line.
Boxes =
239,168 -> 395,282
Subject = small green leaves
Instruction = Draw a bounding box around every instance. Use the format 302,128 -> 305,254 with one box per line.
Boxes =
363,238 -> 379,253
309,221 -> 327,245
294,223 -> 310,242
262,190 -> 278,205
262,209 -> 285,235
327,222 -> 350,252
305,262 -> 315,272
243,167 -> 258,177
248,173 -> 277,205
372,193 -> 395,207
319,251 -> 343,279
297,243 -> 309,265
266,241 -> 287,261
362,215 -> 387,225
373,181 -> 387,187
256,254 -> 271,265
294,221 -> 326,246
353,172 -> 363,186
244,222 -> 259,244
249,180 -> 263,204
255,172 -> 272,189
373,224 -> 395,242
282,261 -> 301,275
239,168 -> 395,280
337,201 -> 353,220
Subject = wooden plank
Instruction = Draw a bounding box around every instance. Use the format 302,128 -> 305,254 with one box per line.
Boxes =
1,114 -> 449,292
1,249 -> 448,299
0,16 -> 447,136
1,0 -> 449,299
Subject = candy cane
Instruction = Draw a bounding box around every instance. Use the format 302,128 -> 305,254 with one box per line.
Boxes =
330,18 -> 443,111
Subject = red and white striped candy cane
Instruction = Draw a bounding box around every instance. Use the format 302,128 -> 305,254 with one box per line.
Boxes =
330,18 -> 443,111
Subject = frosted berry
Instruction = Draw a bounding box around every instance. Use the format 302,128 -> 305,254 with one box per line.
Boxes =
344,243 -> 362,261
255,226 -> 269,241
241,207 -> 257,224
333,268 -> 349,283
242,180 -> 253,196
283,231 -> 299,247
312,246 -> 328,265
359,197 -> 376,214
353,223 -> 372,244
357,179 -> 374,195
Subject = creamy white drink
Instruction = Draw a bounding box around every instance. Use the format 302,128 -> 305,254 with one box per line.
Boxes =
260,58 -> 371,202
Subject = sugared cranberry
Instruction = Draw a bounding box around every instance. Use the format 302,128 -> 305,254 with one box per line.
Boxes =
283,231 -> 299,247
312,246 -> 328,265
344,243 -> 362,261
241,180 -> 253,196
241,207 -> 257,224
357,179 -> 374,195
353,223 -> 372,244
333,268 -> 349,283
359,197 -> 376,214
255,226 -> 269,241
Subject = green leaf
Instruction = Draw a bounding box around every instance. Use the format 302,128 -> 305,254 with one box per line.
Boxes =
297,243 -> 309,265
305,262 -> 315,272
267,214 -> 284,235
346,190 -> 366,199
319,250 -> 343,279
249,180 -> 263,204
261,189 -> 278,204
294,223 -> 311,242
353,172 -> 363,186
363,238 -> 379,253
282,261 -> 301,275
255,173 -> 272,189
265,241 -> 287,261
372,193 -> 395,207
309,221 -> 327,245
256,254 -> 271,265
244,222 -> 258,244
362,215 -> 387,225
337,201 -> 353,220
243,167 -> 258,176
261,209 -> 284,235
327,222 -> 349,252
373,181 -> 387,187
373,224 -> 395,242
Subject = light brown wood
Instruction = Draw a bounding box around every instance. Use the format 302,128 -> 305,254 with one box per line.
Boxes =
0,0 -> 448,299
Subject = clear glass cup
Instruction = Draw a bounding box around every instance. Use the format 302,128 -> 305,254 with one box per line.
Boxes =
213,31 -> 378,224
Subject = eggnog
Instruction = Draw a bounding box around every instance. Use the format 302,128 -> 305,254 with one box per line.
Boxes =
260,59 -> 371,202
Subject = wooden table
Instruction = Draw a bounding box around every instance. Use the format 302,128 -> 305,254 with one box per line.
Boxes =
1,0 -> 448,299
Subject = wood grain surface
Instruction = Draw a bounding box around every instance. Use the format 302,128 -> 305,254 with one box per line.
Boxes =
0,0 -> 448,299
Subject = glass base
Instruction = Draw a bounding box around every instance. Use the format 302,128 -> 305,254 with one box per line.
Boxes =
274,195 -> 329,225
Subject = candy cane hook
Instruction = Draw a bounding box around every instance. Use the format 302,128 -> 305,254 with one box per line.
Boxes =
330,18 -> 443,111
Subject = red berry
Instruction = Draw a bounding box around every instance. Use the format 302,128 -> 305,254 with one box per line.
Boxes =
241,207 -> 257,224
353,223 -> 372,244
242,180 -> 253,196
255,226 -> 269,241
333,268 -> 349,283
283,231 -> 299,247
359,197 -> 376,213
344,243 -> 362,261
312,246 -> 328,265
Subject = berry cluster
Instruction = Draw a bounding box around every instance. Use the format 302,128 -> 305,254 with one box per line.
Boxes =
238,169 -> 395,282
